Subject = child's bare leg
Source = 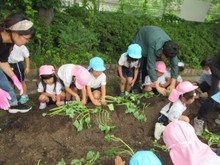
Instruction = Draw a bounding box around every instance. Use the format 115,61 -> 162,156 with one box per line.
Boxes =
38,94 -> 49,103
143,85 -> 152,92
120,77 -> 126,93
93,90 -> 101,100
22,81 -> 27,95
126,77 -> 133,92
179,115 -> 190,123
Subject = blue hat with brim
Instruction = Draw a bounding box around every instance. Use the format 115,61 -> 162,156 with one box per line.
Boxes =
87,57 -> 106,72
211,92 -> 220,103
130,151 -> 162,165
126,44 -> 142,59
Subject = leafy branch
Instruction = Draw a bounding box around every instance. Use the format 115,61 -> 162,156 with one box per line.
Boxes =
104,134 -> 134,157
198,129 -> 220,147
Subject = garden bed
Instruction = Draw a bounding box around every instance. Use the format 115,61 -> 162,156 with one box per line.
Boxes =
0,75 -> 219,165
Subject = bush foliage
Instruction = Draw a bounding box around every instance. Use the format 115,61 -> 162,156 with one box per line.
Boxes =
2,4 -> 220,68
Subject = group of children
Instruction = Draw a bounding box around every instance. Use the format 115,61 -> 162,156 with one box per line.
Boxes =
10,42 -> 220,164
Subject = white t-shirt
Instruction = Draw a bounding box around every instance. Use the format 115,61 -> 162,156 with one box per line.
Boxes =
205,155 -> 220,165
160,99 -> 186,121
37,81 -> 62,95
118,53 -> 140,68
57,64 -> 75,87
164,71 -> 183,83
142,74 -> 166,86
87,72 -> 106,88
8,45 -> 29,63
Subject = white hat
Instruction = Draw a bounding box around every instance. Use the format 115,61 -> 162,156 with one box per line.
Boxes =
8,20 -> 33,31
178,62 -> 184,67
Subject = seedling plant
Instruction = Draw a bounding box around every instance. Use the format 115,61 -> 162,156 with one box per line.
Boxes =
105,92 -> 154,122
56,151 -> 100,165
198,129 -> 220,147
104,134 -> 135,157
42,101 -> 100,132
96,107 -> 116,134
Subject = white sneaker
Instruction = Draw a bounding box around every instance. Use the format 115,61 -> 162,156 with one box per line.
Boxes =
39,103 -> 47,109
154,122 -> 166,140
194,117 -> 204,135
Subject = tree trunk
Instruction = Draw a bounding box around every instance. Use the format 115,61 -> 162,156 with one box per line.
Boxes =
38,7 -> 54,25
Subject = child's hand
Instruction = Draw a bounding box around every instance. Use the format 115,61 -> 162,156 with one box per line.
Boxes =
56,101 -> 62,106
157,87 -> 166,96
115,156 -> 125,165
51,94 -> 56,101
101,98 -> 106,105
92,99 -> 101,106
81,99 -> 87,105
75,95 -> 80,101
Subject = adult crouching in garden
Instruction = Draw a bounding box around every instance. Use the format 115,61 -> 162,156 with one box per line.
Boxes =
0,12 -> 35,113
132,26 -> 179,95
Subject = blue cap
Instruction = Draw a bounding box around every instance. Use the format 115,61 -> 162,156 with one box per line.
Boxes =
130,151 -> 162,165
87,57 -> 106,72
211,92 -> 220,103
126,44 -> 142,59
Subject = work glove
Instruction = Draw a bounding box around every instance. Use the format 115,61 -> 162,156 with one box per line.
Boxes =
11,75 -> 23,95
0,88 -> 11,110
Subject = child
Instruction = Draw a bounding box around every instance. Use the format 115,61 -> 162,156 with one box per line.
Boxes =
118,43 -> 142,96
194,59 -> 212,98
8,45 -> 30,104
87,57 -> 107,106
154,81 -> 198,140
165,61 -> 184,86
163,120 -> 220,165
142,61 -> 169,94
57,64 -> 90,105
37,65 -> 65,109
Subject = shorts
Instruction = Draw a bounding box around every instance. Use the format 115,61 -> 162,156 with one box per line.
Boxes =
59,79 -> 76,88
118,66 -> 134,78
47,97 -> 56,105
9,62 -> 25,82
91,87 -> 101,92
157,113 -> 169,126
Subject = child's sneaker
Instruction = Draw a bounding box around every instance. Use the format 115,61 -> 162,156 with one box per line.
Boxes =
19,95 -> 29,104
194,116 -> 204,135
119,92 -> 125,97
39,103 -> 47,109
154,122 -> 166,140
8,104 -> 32,114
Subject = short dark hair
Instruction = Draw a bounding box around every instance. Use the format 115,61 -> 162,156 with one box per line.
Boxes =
181,91 -> 195,101
1,12 -> 35,38
163,40 -> 179,58
200,59 -> 208,67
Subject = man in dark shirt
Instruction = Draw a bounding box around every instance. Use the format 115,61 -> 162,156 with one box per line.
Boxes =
132,26 -> 179,95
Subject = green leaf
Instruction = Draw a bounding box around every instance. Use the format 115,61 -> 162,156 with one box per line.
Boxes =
71,159 -> 84,165
57,158 -> 66,165
108,104 -> 114,111
105,148 -> 116,156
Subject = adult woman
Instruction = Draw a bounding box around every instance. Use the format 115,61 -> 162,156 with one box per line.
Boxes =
0,12 -> 35,113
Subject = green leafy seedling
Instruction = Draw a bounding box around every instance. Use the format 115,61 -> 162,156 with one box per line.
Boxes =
104,134 -> 134,157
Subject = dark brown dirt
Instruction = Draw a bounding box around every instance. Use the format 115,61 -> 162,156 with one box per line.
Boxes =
0,74 -> 219,165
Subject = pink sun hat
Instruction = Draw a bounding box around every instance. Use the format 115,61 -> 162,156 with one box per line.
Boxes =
39,65 -> 55,76
163,120 -> 217,165
168,81 -> 198,102
72,65 -> 90,89
156,61 -> 167,73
